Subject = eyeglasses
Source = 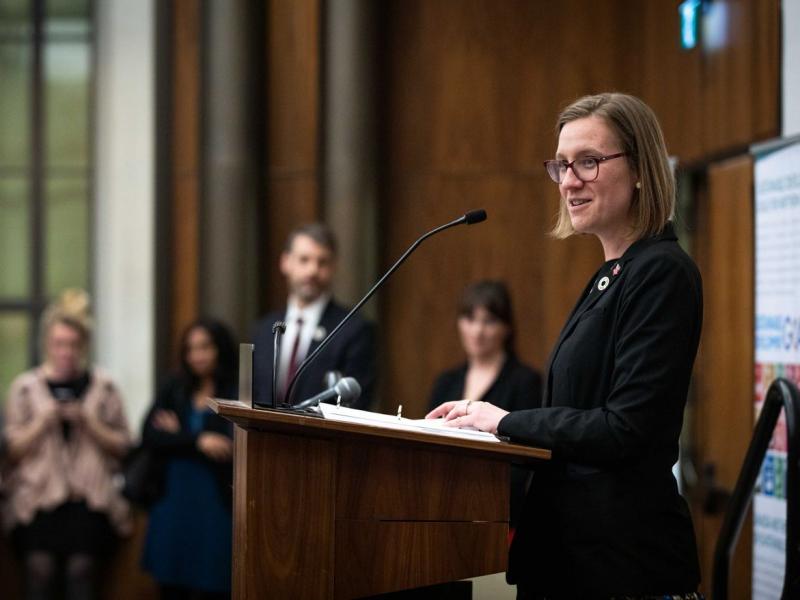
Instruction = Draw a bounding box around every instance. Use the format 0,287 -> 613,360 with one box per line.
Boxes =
543,152 -> 628,184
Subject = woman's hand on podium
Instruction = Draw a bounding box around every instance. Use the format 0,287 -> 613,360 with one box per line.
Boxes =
425,399 -> 508,435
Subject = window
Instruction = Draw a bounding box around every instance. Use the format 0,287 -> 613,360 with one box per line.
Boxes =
0,0 -> 92,399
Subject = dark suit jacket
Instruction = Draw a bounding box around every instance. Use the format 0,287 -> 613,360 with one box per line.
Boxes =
251,299 -> 376,409
141,374 -> 236,508
498,223 -> 702,597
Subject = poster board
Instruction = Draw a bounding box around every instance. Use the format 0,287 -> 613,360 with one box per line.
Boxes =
753,141 -> 800,598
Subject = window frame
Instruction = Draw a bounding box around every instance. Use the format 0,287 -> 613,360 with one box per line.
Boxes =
0,0 -> 94,370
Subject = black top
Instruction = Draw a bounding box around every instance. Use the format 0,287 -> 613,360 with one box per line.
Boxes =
499,223 -> 703,596
428,355 -> 542,412
47,371 -> 92,402
141,374 -> 236,508
251,299 -> 376,409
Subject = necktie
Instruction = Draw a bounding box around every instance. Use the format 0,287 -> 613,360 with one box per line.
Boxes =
284,317 -> 304,401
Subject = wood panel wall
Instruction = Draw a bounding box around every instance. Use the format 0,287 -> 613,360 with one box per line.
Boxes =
377,0 -> 779,418
380,0 -> 611,417
168,0 -> 202,359
156,0 -> 779,411
262,0 -> 323,312
155,0 -> 780,404
634,0 -> 779,163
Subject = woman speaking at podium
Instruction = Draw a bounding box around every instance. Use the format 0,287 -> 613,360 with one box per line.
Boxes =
428,93 -> 703,599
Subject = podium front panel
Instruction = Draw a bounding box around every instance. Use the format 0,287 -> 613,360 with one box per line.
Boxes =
233,429 -> 336,598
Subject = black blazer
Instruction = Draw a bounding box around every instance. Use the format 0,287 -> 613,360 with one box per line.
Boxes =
428,355 -> 542,413
141,374 -> 236,508
498,223 -> 702,597
251,299 -> 376,409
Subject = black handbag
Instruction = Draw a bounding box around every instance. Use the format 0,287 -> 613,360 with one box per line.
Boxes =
121,445 -> 166,508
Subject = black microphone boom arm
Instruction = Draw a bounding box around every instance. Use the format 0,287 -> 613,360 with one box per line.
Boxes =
282,209 -> 487,408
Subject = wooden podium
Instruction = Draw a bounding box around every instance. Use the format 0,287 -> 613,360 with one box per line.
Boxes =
210,399 -> 550,599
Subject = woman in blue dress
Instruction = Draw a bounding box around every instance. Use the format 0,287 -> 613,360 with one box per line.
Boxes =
141,317 -> 237,599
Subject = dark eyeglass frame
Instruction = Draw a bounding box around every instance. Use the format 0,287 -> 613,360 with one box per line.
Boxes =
543,152 -> 628,184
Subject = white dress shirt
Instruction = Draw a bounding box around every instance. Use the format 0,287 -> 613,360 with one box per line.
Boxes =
276,294 -> 331,396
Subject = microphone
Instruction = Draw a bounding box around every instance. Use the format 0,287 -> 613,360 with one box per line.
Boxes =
323,370 -> 343,389
464,209 -> 487,224
293,377 -> 361,410
283,209 -> 488,407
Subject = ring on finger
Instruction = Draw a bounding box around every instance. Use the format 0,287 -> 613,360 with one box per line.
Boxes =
466,399 -> 472,415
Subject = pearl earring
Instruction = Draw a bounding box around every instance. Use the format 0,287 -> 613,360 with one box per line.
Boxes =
635,182 -> 641,190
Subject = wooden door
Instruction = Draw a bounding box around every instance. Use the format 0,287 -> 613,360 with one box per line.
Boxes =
690,155 -> 754,597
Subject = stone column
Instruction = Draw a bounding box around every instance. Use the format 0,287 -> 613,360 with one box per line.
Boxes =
322,0 -> 379,314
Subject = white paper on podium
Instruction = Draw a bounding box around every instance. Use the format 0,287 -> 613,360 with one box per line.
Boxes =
316,403 -> 501,443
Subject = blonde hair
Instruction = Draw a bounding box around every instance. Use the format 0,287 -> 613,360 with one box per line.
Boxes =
39,289 -> 93,359
550,93 -> 675,240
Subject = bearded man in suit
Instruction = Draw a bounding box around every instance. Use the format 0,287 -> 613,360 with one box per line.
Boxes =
252,223 -> 375,409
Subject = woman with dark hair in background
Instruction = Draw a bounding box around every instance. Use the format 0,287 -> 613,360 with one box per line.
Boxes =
2,289 -> 131,600
429,280 -> 542,529
141,317 -> 238,600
